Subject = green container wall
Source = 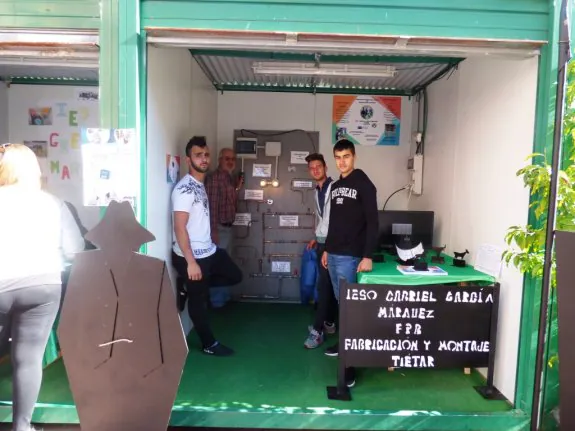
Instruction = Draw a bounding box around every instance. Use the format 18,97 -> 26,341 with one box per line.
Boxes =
0,0 -> 100,29
142,0 -> 549,41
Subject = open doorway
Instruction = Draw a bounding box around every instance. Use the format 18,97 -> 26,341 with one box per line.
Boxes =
139,33 -> 538,427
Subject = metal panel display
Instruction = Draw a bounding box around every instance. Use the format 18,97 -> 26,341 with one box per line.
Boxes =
230,129 -> 319,302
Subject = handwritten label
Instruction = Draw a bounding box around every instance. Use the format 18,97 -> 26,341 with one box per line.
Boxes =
339,284 -> 497,369
292,179 -> 314,189
272,261 -> 291,273
245,189 -> 264,201
290,151 -> 309,164
253,163 -> 272,177
233,213 -> 252,226
279,215 -> 298,227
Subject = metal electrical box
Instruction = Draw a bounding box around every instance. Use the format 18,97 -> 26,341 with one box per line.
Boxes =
408,154 -> 424,195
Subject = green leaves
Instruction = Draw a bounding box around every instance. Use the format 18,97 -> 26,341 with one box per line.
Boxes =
504,128 -> 575,290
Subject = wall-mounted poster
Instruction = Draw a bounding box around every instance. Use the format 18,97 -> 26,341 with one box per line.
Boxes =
81,128 -> 138,208
332,95 -> 401,146
166,154 -> 180,184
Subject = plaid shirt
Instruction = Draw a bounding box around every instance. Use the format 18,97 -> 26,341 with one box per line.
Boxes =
205,168 -> 238,230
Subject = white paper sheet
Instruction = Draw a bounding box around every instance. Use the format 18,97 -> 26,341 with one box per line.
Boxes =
396,243 -> 425,261
272,261 -> 291,273
279,215 -> 298,227
244,189 -> 264,200
290,151 -> 309,164
292,180 -> 314,188
253,163 -> 272,177
474,244 -> 503,278
233,213 -> 251,226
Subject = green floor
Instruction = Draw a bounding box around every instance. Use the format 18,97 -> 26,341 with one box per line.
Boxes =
0,302 -> 511,414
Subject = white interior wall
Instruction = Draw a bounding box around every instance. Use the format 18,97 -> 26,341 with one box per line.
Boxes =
0,83 -> 8,143
147,47 -> 217,334
7,84 -> 100,230
409,56 -> 538,401
216,93 -> 413,209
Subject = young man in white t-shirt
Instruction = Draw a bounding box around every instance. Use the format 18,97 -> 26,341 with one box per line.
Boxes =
171,136 -> 242,356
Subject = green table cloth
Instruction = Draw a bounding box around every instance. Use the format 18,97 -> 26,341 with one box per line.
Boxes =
358,253 -> 495,286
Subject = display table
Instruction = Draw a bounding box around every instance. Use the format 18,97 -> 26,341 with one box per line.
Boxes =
358,253 -> 495,286
39,254 -> 494,368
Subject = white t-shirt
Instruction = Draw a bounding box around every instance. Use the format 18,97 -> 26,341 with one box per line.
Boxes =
172,174 -> 217,259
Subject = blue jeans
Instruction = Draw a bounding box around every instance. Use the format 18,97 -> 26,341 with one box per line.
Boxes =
327,254 -> 361,302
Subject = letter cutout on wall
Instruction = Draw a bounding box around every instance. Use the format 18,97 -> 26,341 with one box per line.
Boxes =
69,111 -> 78,126
61,165 -> 71,180
50,132 -> 59,147
58,201 -> 188,431
79,107 -> 90,121
50,160 -> 60,174
55,103 -> 67,118
71,132 -> 80,149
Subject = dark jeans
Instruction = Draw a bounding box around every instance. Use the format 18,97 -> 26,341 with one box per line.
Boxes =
0,284 -> 61,431
172,249 -> 242,348
313,243 -> 338,332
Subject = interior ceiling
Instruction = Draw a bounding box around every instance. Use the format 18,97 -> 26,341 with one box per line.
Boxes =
191,50 -> 460,95
149,27 -> 543,96
0,29 -> 99,84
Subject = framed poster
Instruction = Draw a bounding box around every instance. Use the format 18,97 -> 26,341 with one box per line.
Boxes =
332,95 -> 401,146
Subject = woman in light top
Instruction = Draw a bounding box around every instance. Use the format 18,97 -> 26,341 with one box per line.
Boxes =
0,143 -> 84,431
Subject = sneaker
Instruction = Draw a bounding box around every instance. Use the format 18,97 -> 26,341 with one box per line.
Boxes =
345,367 -> 356,388
304,328 -> 324,349
324,321 -> 336,334
203,342 -> 234,356
307,322 -> 336,335
325,343 -> 339,357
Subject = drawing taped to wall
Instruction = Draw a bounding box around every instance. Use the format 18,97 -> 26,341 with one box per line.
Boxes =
28,107 -> 53,126
23,140 -> 48,158
75,88 -> 99,102
332,95 -> 401,146
81,128 -> 138,208
166,154 -> 180,184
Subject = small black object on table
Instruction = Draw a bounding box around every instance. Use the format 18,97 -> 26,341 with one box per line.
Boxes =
453,249 -> 470,267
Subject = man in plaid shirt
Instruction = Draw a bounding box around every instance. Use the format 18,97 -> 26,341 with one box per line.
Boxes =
205,147 -> 244,306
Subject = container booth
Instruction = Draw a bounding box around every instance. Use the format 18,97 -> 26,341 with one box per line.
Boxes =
0,1 -> 568,431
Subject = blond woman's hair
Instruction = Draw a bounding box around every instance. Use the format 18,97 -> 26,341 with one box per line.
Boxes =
0,143 -> 42,188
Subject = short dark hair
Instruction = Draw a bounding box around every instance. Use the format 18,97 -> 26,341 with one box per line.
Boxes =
305,153 -> 326,166
333,139 -> 355,155
185,136 -> 207,157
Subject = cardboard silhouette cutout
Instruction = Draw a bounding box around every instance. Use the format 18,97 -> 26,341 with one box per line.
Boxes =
58,200 -> 188,431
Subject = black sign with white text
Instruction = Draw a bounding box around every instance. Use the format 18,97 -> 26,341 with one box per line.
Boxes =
339,283 -> 499,369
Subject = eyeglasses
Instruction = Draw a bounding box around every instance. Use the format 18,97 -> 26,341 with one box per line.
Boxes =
0,143 -> 11,154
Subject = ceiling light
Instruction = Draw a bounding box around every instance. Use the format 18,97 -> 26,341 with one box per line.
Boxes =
260,179 -> 268,188
271,179 -> 280,188
252,61 -> 397,78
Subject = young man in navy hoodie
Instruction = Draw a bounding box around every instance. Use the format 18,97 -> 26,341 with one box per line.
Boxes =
321,139 -> 379,387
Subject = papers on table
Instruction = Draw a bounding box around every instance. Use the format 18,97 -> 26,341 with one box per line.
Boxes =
397,265 -> 448,276
396,242 -> 425,262
474,244 -> 503,279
